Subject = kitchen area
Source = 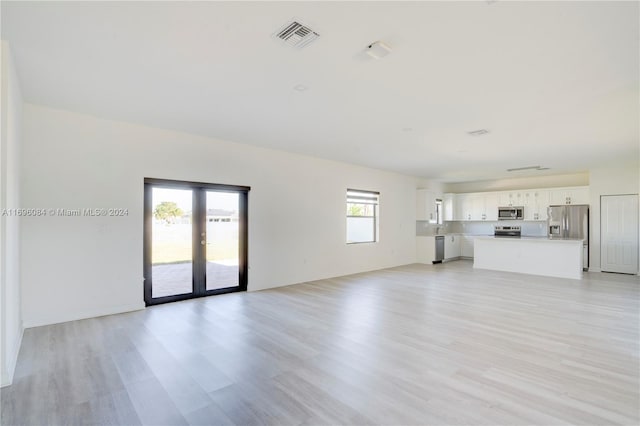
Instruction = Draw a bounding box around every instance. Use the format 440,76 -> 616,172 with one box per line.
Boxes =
416,186 -> 590,279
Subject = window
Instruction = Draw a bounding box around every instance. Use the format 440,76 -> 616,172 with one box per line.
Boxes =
435,199 -> 443,225
346,189 -> 379,244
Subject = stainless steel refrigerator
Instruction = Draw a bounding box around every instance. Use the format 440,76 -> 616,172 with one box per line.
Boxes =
547,204 -> 589,270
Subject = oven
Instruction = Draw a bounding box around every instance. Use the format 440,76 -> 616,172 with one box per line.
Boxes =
494,225 -> 522,238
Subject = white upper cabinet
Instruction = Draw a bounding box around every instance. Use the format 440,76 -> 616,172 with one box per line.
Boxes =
455,192 -> 498,221
523,189 -> 549,221
443,193 -> 455,221
483,192 -> 499,221
437,186 -> 588,222
548,186 -> 590,206
454,193 -> 469,221
416,189 -> 438,222
498,191 -> 524,207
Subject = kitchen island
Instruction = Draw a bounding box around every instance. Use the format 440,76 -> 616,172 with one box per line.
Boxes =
474,236 -> 583,279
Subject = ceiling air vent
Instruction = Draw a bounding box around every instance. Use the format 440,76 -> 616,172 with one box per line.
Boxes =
274,20 -> 320,49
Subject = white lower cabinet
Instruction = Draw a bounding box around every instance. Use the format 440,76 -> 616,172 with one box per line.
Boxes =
444,234 -> 461,260
461,236 -> 475,258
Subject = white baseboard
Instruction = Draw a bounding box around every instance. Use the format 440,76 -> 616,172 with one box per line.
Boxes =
588,267 -> 602,273
1,325 -> 24,388
23,302 -> 145,329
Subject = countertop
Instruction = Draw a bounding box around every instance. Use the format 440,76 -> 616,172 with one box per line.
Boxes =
475,236 -> 584,243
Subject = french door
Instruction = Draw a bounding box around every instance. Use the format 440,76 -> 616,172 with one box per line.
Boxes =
143,178 -> 249,306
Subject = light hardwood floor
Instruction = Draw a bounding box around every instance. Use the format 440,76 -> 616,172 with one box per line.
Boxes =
2,261 -> 639,425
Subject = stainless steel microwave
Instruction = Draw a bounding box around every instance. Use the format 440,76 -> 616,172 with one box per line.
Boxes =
498,206 -> 524,220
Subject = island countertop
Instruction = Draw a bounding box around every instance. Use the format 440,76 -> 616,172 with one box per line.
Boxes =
474,236 -> 583,243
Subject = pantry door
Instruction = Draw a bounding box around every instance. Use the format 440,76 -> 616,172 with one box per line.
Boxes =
601,194 -> 639,274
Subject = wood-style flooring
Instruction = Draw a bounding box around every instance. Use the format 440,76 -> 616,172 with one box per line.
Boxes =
2,261 -> 639,425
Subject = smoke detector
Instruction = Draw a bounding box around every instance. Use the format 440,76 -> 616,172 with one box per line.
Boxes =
273,20 -> 320,49
365,41 -> 392,59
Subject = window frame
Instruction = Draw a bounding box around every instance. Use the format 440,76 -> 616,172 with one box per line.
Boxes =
435,198 -> 443,225
346,188 -> 380,244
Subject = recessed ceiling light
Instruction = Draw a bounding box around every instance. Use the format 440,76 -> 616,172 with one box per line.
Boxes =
467,129 -> 490,136
293,84 -> 308,92
365,41 -> 392,59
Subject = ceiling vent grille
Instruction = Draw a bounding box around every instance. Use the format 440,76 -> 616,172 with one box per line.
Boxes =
274,21 -> 320,49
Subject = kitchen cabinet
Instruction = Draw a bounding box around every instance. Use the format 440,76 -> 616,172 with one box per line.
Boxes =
483,193 -> 499,221
445,186 -> 588,222
456,193 -> 497,221
416,236 -> 436,263
461,235 -> 475,258
443,193 -> 455,221
444,234 -> 461,260
498,191 -> 524,207
548,187 -> 589,206
523,190 -> 549,221
469,194 -> 485,220
455,193 -> 472,221
416,189 -> 438,222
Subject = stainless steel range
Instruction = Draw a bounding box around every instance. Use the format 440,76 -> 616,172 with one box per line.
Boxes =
494,225 -> 521,238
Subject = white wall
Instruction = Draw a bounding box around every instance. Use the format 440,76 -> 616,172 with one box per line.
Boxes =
444,172 -> 589,193
1,42 -> 23,387
20,104 -> 421,327
588,160 -> 640,273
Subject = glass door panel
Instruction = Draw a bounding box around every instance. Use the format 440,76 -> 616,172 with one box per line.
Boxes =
150,187 -> 194,298
205,191 -> 240,290
144,179 -> 248,306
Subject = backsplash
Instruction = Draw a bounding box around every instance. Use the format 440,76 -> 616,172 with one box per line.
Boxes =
416,220 -> 547,237
416,221 -> 451,236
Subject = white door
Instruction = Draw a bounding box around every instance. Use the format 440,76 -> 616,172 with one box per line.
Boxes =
601,194 -> 639,274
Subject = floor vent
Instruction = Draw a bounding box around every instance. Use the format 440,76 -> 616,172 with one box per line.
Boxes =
274,20 -> 320,49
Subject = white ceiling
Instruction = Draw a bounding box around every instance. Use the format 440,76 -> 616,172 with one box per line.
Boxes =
2,1 -> 638,182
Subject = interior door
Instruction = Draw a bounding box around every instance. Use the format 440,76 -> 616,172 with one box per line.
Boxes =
601,194 -> 639,274
144,179 -> 249,306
